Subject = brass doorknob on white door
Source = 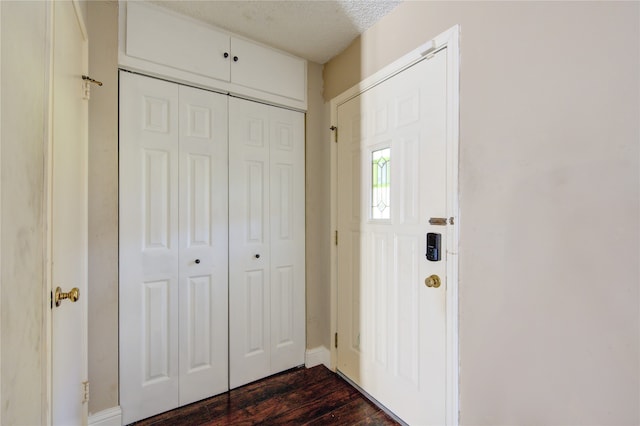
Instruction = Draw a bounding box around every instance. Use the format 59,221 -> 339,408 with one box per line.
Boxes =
54,286 -> 80,307
424,275 -> 441,288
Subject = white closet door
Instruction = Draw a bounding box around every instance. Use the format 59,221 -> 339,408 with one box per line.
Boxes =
229,97 -> 305,389
119,71 -> 180,424
229,99 -> 271,388
268,106 -> 305,373
178,85 -> 229,404
120,72 -> 230,424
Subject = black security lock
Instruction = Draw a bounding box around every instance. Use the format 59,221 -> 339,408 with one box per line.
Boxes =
426,233 -> 441,261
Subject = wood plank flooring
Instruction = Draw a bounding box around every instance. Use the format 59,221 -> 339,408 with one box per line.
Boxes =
129,365 -> 400,425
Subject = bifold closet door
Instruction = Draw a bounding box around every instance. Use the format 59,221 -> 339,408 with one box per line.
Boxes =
119,71 -> 229,424
177,85 -> 229,405
228,97 -> 305,389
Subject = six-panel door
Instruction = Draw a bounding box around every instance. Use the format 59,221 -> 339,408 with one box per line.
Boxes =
119,72 -> 229,424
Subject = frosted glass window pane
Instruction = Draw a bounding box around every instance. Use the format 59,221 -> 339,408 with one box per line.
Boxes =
372,148 -> 390,219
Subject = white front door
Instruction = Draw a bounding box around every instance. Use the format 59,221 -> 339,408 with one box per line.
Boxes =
119,72 -> 229,424
336,49 -> 448,425
51,1 -> 88,425
228,97 -> 305,389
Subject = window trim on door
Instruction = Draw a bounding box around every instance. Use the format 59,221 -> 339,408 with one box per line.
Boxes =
328,25 -> 460,426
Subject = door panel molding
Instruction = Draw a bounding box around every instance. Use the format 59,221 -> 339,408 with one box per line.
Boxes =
329,25 -> 460,426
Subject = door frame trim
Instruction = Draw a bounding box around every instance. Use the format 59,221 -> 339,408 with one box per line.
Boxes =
43,1 -> 89,424
328,25 -> 460,425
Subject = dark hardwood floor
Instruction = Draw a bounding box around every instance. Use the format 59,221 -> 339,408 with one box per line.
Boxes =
130,365 -> 399,425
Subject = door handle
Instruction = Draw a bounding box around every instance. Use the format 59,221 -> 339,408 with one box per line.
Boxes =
54,286 -> 80,307
424,275 -> 441,288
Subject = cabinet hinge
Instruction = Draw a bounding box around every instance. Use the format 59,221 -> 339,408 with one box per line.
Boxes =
335,332 -> 338,348
335,230 -> 338,246
330,126 -> 337,143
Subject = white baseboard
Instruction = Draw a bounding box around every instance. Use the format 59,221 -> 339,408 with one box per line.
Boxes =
89,406 -> 122,426
305,345 -> 331,369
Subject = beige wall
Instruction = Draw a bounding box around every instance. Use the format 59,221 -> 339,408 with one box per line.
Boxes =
305,62 -> 332,350
324,1 -> 640,424
0,1 -> 48,424
87,0 -> 120,415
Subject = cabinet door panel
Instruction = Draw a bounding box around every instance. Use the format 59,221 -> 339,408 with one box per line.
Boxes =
231,37 -> 306,103
126,2 -> 230,82
178,85 -> 229,405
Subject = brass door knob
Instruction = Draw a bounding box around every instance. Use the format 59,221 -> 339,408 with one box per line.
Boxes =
424,275 -> 441,288
54,286 -> 80,307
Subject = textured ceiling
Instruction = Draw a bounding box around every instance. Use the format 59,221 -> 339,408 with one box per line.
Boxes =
150,1 -> 402,64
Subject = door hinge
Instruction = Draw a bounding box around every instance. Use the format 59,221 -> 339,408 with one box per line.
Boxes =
82,81 -> 91,100
81,76 -> 102,101
335,230 -> 338,246
330,126 -> 337,143
82,381 -> 90,404
334,332 -> 338,348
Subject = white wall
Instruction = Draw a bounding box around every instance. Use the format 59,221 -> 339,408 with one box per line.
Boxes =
323,2 -> 640,424
0,1 -> 48,424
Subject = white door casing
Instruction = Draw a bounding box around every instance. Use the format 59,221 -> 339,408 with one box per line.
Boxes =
228,97 -> 305,389
119,72 -> 229,424
50,1 -> 89,425
332,27 -> 460,426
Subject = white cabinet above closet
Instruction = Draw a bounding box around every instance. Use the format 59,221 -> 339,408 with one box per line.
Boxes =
119,1 -> 307,110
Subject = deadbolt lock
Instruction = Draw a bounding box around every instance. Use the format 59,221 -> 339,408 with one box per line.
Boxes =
54,286 -> 80,307
424,275 -> 441,288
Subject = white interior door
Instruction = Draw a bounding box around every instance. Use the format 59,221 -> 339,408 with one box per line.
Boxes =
177,85 -> 229,405
119,72 -> 180,424
119,72 -> 229,423
336,49 -> 448,425
51,1 -> 89,425
229,97 -> 305,389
